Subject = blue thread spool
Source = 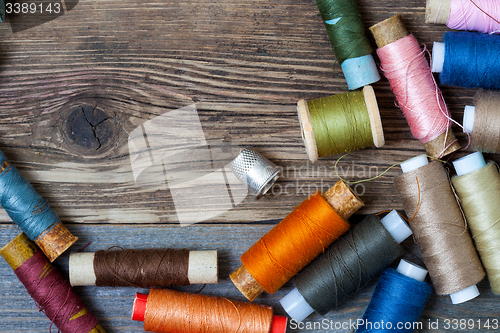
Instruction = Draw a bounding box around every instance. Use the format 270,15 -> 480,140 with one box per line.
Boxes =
431,31 -> 500,90
356,260 -> 432,333
0,150 -> 77,261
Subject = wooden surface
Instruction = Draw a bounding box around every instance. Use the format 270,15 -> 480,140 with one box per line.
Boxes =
0,0 -> 499,332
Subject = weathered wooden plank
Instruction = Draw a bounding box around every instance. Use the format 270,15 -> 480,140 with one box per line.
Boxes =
1,224 -> 499,333
0,0 -> 491,224
1,0 -> 499,330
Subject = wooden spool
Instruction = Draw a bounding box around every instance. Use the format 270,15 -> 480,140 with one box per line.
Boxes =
297,86 -> 385,163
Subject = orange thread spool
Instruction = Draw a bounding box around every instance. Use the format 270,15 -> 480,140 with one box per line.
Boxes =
240,192 -> 350,295
133,288 -> 287,333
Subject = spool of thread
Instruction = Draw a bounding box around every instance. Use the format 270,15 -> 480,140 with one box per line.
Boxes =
462,89 -> 500,153
0,233 -> 105,333
356,260 -> 432,333
369,15 -> 460,159
230,148 -> 281,199
297,86 -> 385,163
69,248 -> 218,287
230,180 -> 364,301
0,150 -> 77,262
452,152 -> 500,294
425,0 -> 500,34
394,155 -> 485,304
431,31 -> 500,90
280,210 -> 412,322
315,0 -> 381,89
131,288 -> 288,333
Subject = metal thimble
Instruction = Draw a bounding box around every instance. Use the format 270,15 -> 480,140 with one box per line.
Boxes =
230,148 -> 281,199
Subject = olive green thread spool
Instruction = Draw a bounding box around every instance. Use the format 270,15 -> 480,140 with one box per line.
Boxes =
297,86 -> 384,162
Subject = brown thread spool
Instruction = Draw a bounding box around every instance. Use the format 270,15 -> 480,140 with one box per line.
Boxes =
230,180 -> 364,301
131,288 -> 288,333
394,156 -> 485,303
69,248 -> 218,287
369,14 -> 460,158
0,233 -> 105,333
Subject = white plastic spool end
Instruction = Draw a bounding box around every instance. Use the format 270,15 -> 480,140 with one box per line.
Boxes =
453,152 -> 486,176
463,105 -> 476,133
450,285 -> 480,304
397,259 -> 428,282
380,210 -> 412,244
279,287 -> 314,323
431,42 -> 445,73
401,155 -> 429,173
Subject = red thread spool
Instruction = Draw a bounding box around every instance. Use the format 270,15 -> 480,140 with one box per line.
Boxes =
132,289 -> 287,333
0,233 -> 105,333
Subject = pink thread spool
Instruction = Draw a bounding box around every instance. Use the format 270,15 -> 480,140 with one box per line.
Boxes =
369,15 -> 460,159
426,0 -> 500,34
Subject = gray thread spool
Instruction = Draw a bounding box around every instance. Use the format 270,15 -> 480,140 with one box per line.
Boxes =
230,148 -> 281,199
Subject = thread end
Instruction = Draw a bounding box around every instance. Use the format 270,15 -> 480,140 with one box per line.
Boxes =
425,0 -> 451,24
424,131 -> 461,158
279,287 -> 315,323
323,180 -> 364,220
369,14 -> 409,48
270,315 -> 288,333
450,285 -> 480,304
397,259 -> 428,282
35,221 -> 78,262
132,292 -> 148,322
229,264 -> 265,301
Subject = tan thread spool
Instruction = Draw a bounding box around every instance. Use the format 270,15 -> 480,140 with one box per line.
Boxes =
230,180 -> 364,301
369,14 -> 460,158
394,159 -> 485,301
297,85 -> 385,163
467,89 -> 500,153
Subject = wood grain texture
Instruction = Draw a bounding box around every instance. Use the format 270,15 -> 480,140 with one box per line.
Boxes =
0,0 -> 499,331
1,224 -> 499,333
0,0 -> 496,223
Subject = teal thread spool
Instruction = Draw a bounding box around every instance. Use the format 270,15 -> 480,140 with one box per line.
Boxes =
316,0 -> 380,89
0,150 -> 77,261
